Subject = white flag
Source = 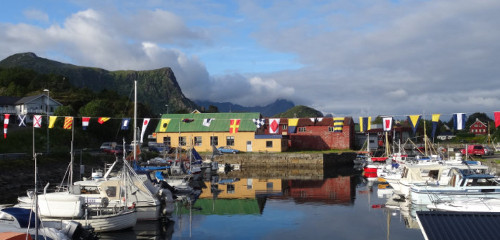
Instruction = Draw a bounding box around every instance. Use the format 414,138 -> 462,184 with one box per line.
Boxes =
140,118 -> 150,143
202,118 -> 213,127
34,115 -> 42,128
383,117 -> 393,132
269,118 -> 280,134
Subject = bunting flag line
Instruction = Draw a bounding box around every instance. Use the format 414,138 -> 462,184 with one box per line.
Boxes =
63,117 -> 73,129
229,119 -> 240,134
182,118 -> 194,123
121,118 -> 130,130
432,114 -> 441,138
159,118 -> 171,132
383,117 -> 393,132
495,112 -> 500,128
202,118 -> 213,127
408,115 -> 421,135
310,118 -> 316,123
269,118 -> 280,134
252,118 -> 265,128
333,117 -> 344,132
49,116 -> 57,129
453,113 -> 466,130
3,114 -> 10,139
316,117 -> 323,122
34,115 -> 42,128
140,118 -> 150,143
18,115 -> 26,127
82,117 -> 90,130
359,117 -> 371,133
98,117 -> 110,124
288,118 -> 299,134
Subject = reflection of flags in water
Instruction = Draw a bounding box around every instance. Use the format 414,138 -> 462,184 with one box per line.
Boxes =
288,118 -> 299,133
453,113 -> 466,130
333,117 -> 344,132
269,118 -> 280,134
49,116 -> 57,129
82,117 -> 90,130
121,118 -> 130,130
252,118 -> 265,128
18,115 -> 26,127
359,117 -> 371,133
229,119 -> 240,134
34,115 -> 42,128
64,117 -> 73,130
495,112 -> 500,128
159,118 -> 171,132
3,114 -> 9,139
140,118 -> 150,143
383,117 -> 393,132
408,115 -> 421,135
432,114 -> 440,138
203,118 -> 213,127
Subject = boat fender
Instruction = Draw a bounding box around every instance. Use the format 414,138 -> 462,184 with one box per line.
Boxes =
128,202 -> 136,209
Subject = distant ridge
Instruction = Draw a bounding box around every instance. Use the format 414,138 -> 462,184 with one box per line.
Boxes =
0,52 -> 197,113
196,99 -> 295,117
273,105 -> 324,118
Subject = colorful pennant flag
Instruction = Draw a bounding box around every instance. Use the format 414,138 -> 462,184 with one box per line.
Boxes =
82,117 -> 90,130
34,115 -> 42,128
159,118 -> 171,132
453,113 -> 466,130
121,118 -> 130,130
333,117 -> 344,132
383,117 -> 393,132
3,114 -> 10,138
408,115 -> 421,135
359,117 -> 371,133
182,118 -> 194,123
269,118 -> 280,134
229,119 -> 240,134
431,114 -> 440,138
49,116 -> 57,129
63,117 -> 73,129
202,118 -> 213,127
495,112 -> 500,128
288,118 -> 299,133
140,118 -> 150,143
98,117 -> 110,124
253,118 -> 265,128
18,115 -> 26,127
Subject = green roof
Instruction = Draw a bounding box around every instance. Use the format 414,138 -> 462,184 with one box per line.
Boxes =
179,198 -> 261,215
155,112 -> 261,133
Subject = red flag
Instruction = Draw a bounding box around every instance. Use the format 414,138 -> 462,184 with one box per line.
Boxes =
229,119 -> 240,134
98,117 -> 110,124
64,117 -> 73,129
82,117 -> 90,130
495,112 -> 500,128
3,114 -> 10,138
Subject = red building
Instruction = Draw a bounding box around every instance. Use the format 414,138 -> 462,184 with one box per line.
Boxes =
469,118 -> 488,135
282,176 -> 354,205
262,117 -> 355,150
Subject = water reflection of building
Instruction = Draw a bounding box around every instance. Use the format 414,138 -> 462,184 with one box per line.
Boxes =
282,176 -> 356,205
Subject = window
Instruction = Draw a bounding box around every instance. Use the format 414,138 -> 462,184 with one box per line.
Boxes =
163,137 -> 171,146
179,136 -> 186,146
226,136 -> 235,146
194,136 -> 202,146
328,126 -> 334,132
266,182 -> 274,189
227,184 -> 235,194
210,136 -> 218,146
298,127 -> 306,132
266,141 -> 273,148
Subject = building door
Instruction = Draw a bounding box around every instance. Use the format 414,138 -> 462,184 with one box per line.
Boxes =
246,141 -> 252,152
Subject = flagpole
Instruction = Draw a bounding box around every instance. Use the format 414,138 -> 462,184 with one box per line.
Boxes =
133,80 -> 137,161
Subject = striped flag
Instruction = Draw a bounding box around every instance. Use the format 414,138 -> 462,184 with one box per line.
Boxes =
359,117 -> 371,133
82,117 -> 90,130
63,117 -> 73,129
333,117 -> 344,132
453,113 -> 466,130
3,114 -> 10,138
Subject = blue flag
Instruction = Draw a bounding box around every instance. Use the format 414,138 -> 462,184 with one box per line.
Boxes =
121,118 -> 130,130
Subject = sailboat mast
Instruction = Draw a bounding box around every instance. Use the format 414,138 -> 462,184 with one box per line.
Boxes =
70,123 -> 74,186
424,115 -> 428,156
134,80 -> 137,161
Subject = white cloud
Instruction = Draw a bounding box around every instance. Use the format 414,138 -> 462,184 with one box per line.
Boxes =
23,9 -> 49,22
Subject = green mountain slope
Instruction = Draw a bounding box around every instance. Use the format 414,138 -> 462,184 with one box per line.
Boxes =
0,52 -> 197,114
273,105 -> 323,118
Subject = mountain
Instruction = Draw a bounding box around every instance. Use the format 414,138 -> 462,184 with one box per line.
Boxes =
0,52 -> 197,114
273,105 -> 324,118
196,99 -> 295,117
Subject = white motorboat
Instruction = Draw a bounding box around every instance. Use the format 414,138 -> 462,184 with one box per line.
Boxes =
427,198 -> 500,212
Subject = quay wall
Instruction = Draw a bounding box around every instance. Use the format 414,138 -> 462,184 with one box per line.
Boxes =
215,152 -> 356,168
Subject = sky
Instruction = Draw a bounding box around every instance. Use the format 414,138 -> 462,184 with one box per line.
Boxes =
1,0 -> 500,120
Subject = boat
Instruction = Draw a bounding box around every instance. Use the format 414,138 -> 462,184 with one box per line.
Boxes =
0,207 -> 97,239
410,166 -> 500,205
427,198 -> 500,212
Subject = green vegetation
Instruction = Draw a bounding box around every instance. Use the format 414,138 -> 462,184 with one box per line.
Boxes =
273,105 -> 323,118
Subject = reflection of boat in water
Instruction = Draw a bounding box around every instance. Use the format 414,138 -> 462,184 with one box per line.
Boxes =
427,198 -> 500,212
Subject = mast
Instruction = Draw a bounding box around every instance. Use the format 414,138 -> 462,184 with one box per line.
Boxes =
424,116 -> 428,156
133,80 -> 137,161
70,125 -> 74,186
33,125 -> 39,239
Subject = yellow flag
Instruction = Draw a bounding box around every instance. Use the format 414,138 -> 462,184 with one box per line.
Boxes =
64,117 -> 73,129
49,116 -> 57,129
159,118 -> 171,132
432,114 -> 440,122
288,118 -> 299,127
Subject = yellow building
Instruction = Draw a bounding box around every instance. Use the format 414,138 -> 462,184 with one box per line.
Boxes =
154,113 -> 288,153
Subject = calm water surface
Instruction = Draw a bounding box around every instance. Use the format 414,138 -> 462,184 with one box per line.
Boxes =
99,168 -> 424,240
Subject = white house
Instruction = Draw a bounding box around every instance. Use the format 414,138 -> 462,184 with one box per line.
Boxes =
0,94 -> 62,122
